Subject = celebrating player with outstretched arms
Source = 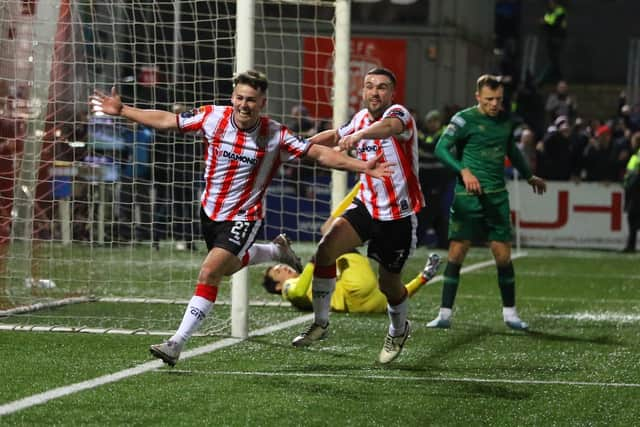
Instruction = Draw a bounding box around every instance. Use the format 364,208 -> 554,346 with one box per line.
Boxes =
291,67 -> 424,364
90,70 -> 393,367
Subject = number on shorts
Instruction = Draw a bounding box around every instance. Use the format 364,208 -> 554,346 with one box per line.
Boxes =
230,221 -> 251,242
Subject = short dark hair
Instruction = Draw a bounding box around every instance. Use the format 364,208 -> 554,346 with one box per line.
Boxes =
261,265 -> 281,295
476,74 -> 504,92
233,70 -> 269,93
366,67 -> 396,87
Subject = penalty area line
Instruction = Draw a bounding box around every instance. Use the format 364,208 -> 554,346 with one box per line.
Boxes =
0,314 -> 313,417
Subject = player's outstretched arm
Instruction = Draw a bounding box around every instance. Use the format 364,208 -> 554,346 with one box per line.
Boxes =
337,117 -> 403,152
308,128 -> 340,147
90,86 -> 178,130
305,144 -> 393,178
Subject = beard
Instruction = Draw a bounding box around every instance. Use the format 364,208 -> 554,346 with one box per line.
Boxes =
367,98 -> 387,117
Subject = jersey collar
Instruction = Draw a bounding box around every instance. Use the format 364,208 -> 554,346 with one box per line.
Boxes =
231,114 -> 261,133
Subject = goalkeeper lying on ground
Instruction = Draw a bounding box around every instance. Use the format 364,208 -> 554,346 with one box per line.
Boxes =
262,251 -> 441,313
262,183 -> 441,312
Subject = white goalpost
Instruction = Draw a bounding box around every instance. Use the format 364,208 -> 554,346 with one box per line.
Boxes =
0,0 -> 347,338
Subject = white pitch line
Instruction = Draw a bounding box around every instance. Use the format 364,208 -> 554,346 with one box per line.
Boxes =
0,314 -> 313,417
0,255 -> 517,417
456,294 -> 640,304
156,369 -> 640,389
540,312 -> 640,323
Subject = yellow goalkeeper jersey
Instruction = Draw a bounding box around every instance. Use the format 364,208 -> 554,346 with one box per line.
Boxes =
281,252 -> 425,313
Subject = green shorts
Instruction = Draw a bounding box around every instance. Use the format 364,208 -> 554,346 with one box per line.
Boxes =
448,190 -> 512,242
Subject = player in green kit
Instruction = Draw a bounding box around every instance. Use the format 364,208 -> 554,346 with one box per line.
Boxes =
426,74 -> 546,331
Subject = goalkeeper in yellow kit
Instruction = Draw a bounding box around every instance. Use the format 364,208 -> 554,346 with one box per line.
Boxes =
262,184 -> 442,312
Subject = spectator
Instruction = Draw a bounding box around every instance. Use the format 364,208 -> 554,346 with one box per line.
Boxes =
287,104 -> 317,137
517,127 -> 538,174
121,67 -> 170,246
581,125 -> 624,182
537,115 -> 573,180
610,121 -> 632,182
618,92 -> 633,131
417,109 -> 454,248
170,103 -> 201,252
545,80 -> 576,123
116,122 -> 153,243
622,132 -> 640,253
617,91 -> 640,133
611,116 -> 632,155
568,117 -> 590,180
537,0 -> 567,85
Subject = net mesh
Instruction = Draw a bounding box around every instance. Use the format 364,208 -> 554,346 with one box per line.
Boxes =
0,0 -> 338,335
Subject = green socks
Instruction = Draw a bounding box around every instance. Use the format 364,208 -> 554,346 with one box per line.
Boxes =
441,262 -> 461,309
497,262 -> 516,308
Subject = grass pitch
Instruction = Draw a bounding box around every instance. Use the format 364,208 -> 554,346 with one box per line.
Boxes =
1,246 -> 639,425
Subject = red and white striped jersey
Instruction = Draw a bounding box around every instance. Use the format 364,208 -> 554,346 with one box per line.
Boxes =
338,104 -> 424,220
178,105 -> 309,221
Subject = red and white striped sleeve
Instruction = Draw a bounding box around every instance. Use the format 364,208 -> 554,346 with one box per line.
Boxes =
177,105 -> 214,133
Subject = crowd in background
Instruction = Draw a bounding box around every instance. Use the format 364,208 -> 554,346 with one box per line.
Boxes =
2,0 -> 639,251
511,80 -> 637,184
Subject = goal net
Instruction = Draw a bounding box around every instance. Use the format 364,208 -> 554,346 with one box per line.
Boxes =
0,0 -> 343,336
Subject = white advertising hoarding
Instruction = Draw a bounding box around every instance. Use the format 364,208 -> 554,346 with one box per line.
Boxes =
508,181 -> 627,250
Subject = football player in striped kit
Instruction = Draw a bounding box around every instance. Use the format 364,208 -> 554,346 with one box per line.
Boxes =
91,70 -> 393,366
291,68 -> 424,364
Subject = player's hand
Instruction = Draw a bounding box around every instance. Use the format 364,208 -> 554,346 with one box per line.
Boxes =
461,168 -> 482,194
89,86 -> 123,116
527,175 -> 546,195
364,153 -> 394,179
337,132 -> 363,152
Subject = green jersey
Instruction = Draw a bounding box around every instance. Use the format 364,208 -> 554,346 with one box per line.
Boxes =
435,106 -> 532,193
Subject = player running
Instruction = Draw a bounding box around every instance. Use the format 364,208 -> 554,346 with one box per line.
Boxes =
90,70 -> 393,366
